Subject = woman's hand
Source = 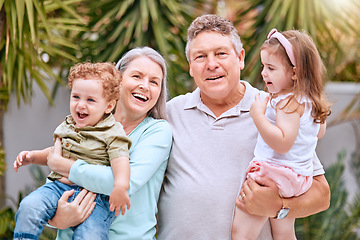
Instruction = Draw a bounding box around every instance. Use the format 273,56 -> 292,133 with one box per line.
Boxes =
236,177 -> 282,218
48,189 -> 96,229
47,138 -> 74,178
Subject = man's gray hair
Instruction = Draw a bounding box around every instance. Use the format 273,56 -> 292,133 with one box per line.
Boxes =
185,14 -> 243,62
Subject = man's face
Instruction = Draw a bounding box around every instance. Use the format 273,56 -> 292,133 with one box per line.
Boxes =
188,31 -> 245,103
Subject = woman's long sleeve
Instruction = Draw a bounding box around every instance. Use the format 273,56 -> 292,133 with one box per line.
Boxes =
68,120 -> 172,196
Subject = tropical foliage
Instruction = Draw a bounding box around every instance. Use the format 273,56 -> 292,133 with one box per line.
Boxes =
296,150 -> 360,240
1,0 -> 360,238
0,0 -> 87,108
0,165 -> 56,239
0,0 -> 89,207
72,0 -> 201,97
227,0 -> 360,87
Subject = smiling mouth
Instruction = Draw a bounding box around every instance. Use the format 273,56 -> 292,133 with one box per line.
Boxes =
78,112 -> 88,119
132,93 -> 149,102
207,76 -> 223,80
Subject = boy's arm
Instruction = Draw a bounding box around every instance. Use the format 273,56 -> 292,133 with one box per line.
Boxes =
14,147 -> 51,172
250,94 -> 301,154
32,148 -> 52,165
109,156 -> 130,216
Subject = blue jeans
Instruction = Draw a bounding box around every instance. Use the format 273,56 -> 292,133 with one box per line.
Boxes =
13,181 -> 115,240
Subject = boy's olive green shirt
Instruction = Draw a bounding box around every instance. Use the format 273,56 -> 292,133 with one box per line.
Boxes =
48,114 -> 131,181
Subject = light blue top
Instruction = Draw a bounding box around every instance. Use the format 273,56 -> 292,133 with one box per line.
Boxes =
57,117 -> 172,240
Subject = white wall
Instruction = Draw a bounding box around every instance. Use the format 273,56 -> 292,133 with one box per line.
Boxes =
317,82 -> 360,202
3,82 -> 360,208
3,83 -> 69,208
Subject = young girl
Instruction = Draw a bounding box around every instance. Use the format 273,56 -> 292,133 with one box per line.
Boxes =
231,29 -> 331,240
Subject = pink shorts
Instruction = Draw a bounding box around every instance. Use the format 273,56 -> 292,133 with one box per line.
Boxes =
246,160 -> 312,198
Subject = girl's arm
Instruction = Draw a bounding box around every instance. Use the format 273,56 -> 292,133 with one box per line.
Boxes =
250,94 -> 302,154
68,120 -> 172,196
317,121 -> 327,139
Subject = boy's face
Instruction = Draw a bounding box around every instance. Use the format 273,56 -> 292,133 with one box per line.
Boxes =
70,78 -> 115,128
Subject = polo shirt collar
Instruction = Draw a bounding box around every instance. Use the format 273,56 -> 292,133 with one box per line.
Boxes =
183,81 -> 256,117
238,81 -> 256,111
184,87 -> 201,110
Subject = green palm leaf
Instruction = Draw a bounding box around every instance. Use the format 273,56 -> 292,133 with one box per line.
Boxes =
75,0 -> 197,97
231,0 -> 360,87
0,0 -> 87,108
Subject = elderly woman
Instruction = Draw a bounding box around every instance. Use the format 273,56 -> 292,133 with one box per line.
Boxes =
47,47 -> 172,240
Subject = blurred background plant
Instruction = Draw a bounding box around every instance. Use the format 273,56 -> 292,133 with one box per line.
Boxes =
296,150 -> 360,240
227,0 -> 360,87
0,0 -> 359,238
0,0 -> 87,207
0,165 -> 56,239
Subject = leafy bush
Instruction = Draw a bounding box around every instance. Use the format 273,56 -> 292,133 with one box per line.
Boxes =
0,166 -> 56,239
296,150 -> 360,240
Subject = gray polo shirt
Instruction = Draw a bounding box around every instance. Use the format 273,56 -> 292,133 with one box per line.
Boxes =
157,81 -> 324,240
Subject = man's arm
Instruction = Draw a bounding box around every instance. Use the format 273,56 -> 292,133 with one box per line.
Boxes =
236,174 -> 330,218
286,174 -> 330,218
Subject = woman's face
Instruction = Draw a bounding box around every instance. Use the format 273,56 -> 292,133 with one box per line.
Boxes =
118,56 -> 163,120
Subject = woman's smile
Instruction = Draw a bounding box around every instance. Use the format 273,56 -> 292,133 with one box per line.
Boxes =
116,56 -> 163,123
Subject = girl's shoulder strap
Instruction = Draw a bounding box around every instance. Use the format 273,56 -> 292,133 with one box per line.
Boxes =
272,93 -> 308,116
270,92 -> 293,106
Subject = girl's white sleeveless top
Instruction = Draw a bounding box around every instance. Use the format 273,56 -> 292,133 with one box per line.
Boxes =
253,93 -> 320,176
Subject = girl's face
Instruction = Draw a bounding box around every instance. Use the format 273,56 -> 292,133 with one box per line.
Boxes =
260,49 -> 294,94
118,56 -> 163,120
70,78 -> 115,128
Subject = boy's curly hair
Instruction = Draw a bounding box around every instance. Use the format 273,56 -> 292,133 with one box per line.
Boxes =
68,62 -> 121,102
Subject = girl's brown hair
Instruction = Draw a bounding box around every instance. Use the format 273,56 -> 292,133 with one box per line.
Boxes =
261,29 -> 331,123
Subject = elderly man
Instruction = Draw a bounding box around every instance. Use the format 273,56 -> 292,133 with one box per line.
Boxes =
157,14 -> 330,240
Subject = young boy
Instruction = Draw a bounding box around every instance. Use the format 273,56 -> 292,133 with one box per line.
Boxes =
13,62 -> 131,239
